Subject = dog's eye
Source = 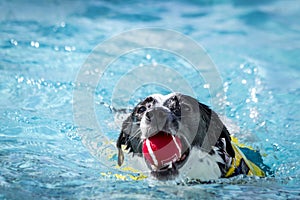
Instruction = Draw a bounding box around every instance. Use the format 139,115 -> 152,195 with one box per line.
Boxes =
172,108 -> 181,116
137,106 -> 146,114
165,96 -> 181,116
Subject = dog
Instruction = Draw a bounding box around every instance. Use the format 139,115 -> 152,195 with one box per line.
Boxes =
116,93 -> 266,181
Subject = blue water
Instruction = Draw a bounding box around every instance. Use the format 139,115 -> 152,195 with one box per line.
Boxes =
1,0 -> 300,199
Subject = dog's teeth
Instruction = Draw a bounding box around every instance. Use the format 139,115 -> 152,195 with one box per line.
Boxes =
170,129 -> 176,136
151,165 -> 158,171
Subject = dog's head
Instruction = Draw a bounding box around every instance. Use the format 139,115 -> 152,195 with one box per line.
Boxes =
116,93 -> 234,180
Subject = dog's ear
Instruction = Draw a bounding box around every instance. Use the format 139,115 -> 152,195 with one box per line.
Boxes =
190,100 -> 235,158
115,106 -> 139,166
205,107 -> 235,158
116,131 -> 125,166
116,116 -> 132,166
116,115 -> 143,166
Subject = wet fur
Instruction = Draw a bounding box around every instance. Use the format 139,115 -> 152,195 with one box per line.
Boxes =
116,93 -> 235,180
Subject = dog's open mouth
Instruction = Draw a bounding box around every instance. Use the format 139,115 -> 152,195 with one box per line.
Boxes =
142,131 -> 190,180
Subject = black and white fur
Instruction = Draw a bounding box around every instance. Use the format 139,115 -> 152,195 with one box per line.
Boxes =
116,93 -> 235,181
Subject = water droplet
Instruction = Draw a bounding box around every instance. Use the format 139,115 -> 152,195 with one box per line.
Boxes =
255,78 -> 261,85
249,107 -> 258,119
259,121 -> 266,127
65,46 -> 71,52
26,79 -> 32,85
17,76 -> 24,83
244,68 -> 252,74
10,39 -> 18,46
146,54 -> 151,60
30,41 -> 39,48
152,59 -> 157,66
272,143 -> 279,151
241,79 -> 247,84
64,46 -> 75,52
60,21 -> 66,28
250,88 -> 258,103
203,83 -> 210,89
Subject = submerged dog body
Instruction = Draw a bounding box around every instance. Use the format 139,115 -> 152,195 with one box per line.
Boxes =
116,93 -> 263,181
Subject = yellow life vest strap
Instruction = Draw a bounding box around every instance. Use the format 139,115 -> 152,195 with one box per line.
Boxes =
225,142 -> 265,177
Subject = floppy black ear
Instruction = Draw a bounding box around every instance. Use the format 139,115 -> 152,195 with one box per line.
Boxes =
116,116 -> 131,149
116,130 -> 128,166
193,102 -> 235,158
116,116 -> 131,166
116,115 -> 143,166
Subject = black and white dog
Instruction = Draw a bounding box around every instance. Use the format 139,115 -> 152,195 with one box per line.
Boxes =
116,93 -> 264,181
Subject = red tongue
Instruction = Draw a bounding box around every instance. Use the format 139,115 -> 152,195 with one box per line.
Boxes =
142,132 -> 182,170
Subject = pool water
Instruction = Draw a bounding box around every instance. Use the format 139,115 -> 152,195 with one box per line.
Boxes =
1,0 -> 300,199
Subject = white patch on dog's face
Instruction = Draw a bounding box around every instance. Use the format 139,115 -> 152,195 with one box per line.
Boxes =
140,93 -> 179,139
138,93 -> 202,147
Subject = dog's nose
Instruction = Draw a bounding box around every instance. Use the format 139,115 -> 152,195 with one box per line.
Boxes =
145,107 -> 169,122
